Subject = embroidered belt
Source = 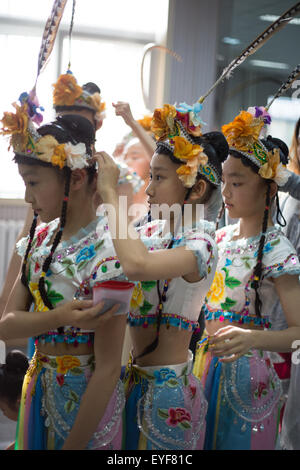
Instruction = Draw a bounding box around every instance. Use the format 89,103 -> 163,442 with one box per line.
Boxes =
128,312 -> 200,332
203,304 -> 271,329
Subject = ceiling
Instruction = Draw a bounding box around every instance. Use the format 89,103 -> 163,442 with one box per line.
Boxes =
217,0 -> 300,75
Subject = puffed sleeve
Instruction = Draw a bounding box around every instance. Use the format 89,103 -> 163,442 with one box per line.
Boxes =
15,235 -> 28,258
171,221 -> 218,279
262,233 -> 300,279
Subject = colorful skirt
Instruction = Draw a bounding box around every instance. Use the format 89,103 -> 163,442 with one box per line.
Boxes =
15,350 -> 125,450
193,337 -> 284,450
123,350 -> 207,450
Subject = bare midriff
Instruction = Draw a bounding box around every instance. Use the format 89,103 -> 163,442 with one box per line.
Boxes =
205,318 -> 263,336
130,324 -> 193,367
36,341 -> 94,357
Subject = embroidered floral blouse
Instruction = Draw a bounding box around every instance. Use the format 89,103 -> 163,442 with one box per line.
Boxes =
204,223 -> 300,329
16,215 -> 124,346
17,216 -> 218,341
128,219 -> 218,332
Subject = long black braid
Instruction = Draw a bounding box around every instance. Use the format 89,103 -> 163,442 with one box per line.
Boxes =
38,167 -> 72,312
21,212 -> 38,288
251,182 -> 271,318
134,194 -> 186,361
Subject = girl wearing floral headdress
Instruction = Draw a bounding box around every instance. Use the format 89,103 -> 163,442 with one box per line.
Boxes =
0,94 -> 130,450
85,101 -> 230,450
193,106 -> 300,450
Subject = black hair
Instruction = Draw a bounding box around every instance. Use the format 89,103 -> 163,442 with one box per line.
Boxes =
82,82 -> 101,95
229,135 -> 289,317
135,131 -> 228,361
15,114 -> 95,330
0,350 -> 28,407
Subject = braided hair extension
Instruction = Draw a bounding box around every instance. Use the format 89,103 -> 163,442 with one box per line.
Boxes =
38,167 -> 72,312
21,212 -> 38,288
215,201 -> 225,232
251,182 -> 271,318
230,149 -> 275,318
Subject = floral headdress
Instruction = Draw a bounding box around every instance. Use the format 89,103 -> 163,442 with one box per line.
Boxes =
0,92 -> 92,171
53,71 -> 106,124
222,106 -> 289,186
151,101 -> 221,188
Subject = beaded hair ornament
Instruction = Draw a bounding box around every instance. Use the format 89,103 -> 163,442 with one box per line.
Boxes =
53,70 -> 106,124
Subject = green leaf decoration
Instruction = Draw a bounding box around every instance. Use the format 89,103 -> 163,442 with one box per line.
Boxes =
65,265 -> 75,278
48,289 -> 64,306
64,400 -> 75,414
77,259 -> 89,271
141,281 -> 157,291
241,256 -> 252,270
167,378 -> 179,388
220,297 -> 237,310
69,390 -> 79,402
43,280 -> 64,306
69,367 -> 83,376
221,267 -> 241,289
140,300 -> 153,316
94,240 -> 104,251
50,359 -> 58,368
225,276 -> 242,289
222,267 -> 229,277
61,258 -> 73,267
182,375 -> 189,387
179,420 -> 192,430
157,408 -> 169,420
271,239 -> 280,247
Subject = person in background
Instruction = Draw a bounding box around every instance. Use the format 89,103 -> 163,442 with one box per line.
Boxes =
0,350 -> 29,450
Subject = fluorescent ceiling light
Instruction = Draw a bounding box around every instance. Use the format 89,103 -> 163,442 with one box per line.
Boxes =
222,36 -> 241,45
250,59 -> 289,70
259,14 -> 300,25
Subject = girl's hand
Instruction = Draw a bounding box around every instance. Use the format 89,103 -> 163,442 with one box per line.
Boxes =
208,325 -> 256,363
58,299 -> 120,330
112,101 -> 134,126
94,151 -> 120,199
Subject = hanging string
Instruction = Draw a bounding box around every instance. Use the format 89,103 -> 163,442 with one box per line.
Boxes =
67,0 -> 76,71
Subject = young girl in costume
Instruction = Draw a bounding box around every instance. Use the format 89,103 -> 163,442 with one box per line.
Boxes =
0,94 -> 128,450
193,106 -> 300,450
91,102 -> 229,450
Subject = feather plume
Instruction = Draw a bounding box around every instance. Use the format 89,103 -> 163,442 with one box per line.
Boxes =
266,63 -> 300,110
141,43 -> 182,110
34,0 -> 68,88
198,2 -> 300,103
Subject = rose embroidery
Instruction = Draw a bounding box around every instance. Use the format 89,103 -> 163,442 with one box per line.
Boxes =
216,230 -> 226,244
36,226 -> 49,247
254,381 -> 268,399
158,407 -> 192,429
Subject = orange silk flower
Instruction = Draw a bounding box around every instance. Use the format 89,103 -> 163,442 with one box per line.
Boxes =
151,104 -> 177,140
173,136 -> 208,188
51,143 -> 67,169
53,74 -> 83,107
222,111 -> 264,151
